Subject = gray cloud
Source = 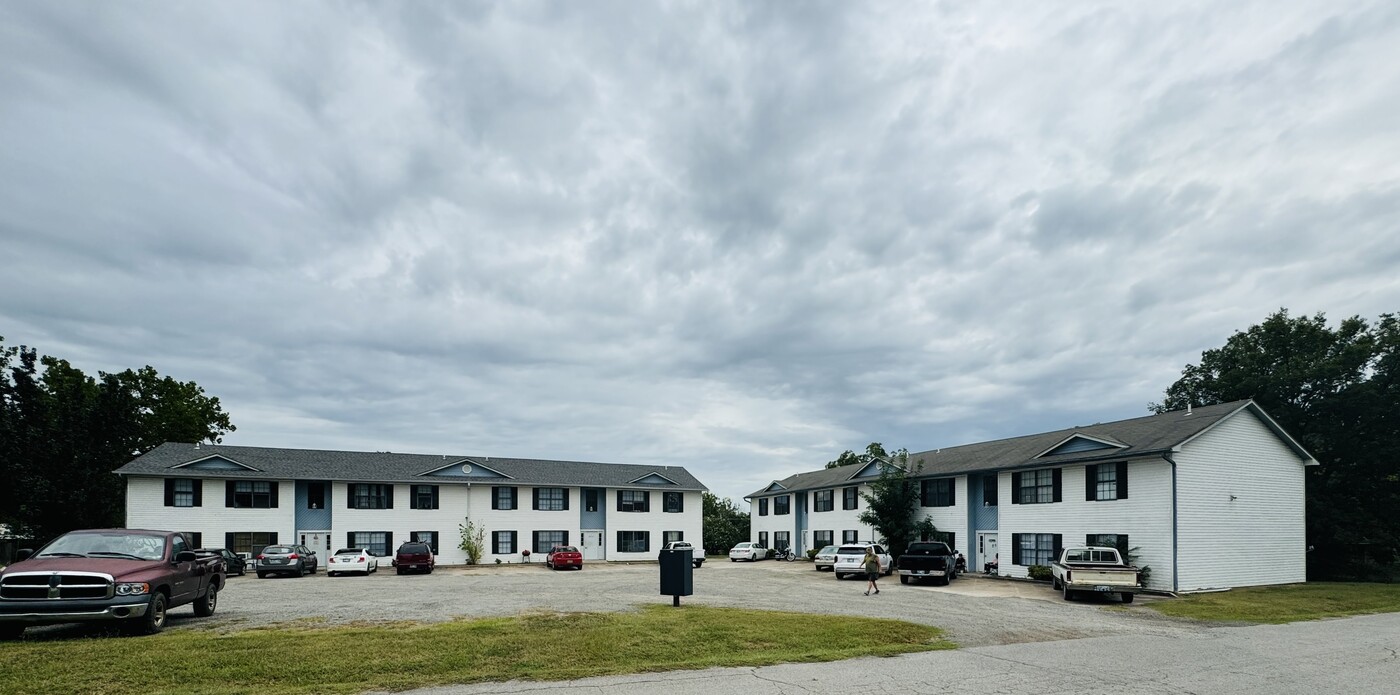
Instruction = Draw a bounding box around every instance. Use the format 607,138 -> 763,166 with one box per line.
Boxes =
2,1 -> 1398,505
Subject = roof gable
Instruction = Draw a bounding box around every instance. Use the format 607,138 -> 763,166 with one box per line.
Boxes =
421,459 -> 512,479
171,455 -> 260,472
764,481 -> 787,492
629,472 -> 678,485
1036,434 -> 1127,458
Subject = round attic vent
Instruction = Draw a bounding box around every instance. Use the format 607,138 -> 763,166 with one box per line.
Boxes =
461,463 -> 472,475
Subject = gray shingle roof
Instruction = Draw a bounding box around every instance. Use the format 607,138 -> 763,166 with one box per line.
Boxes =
116,443 -> 708,490
747,400 -> 1310,497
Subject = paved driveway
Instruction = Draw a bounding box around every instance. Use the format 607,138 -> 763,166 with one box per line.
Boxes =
181,558 -> 1190,648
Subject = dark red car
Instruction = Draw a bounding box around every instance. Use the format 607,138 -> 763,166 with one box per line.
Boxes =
392,542 -> 435,575
545,545 -> 582,570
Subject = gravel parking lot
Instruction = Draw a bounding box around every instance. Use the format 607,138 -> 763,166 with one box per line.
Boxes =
143,558 -> 1203,648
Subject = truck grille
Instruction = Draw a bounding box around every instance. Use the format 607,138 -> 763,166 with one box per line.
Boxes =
0,572 -> 114,600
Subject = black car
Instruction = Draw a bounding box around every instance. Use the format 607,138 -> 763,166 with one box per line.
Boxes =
198,547 -> 247,576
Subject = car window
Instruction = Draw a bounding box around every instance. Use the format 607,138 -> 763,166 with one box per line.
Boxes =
264,546 -> 293,554
552,546 -> 578,553
334,548 -> 362,555
836,547 -> 866,555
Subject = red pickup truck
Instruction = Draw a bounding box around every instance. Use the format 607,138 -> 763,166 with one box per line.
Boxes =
0,529 -> 225,639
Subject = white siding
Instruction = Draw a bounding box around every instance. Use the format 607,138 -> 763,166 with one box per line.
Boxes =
801,484 -> 877,549
996,459 -> 1176,591
334,482 -> 483,564
605,489 -> 701,561
125,477 -> 294,548
915,475 -> 967,543
1174,410 -> 1308,591
750,493 -> 798,548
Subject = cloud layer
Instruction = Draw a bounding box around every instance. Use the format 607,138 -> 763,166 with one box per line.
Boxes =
3,1 -> 1398,504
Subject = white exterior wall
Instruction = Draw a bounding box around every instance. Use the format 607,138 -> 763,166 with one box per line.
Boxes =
1174,411 -> 1308,591
750,493 -> 798,548
996,459 -> 1176,590
331,482 -> 484,565
914,475 -> 968,543
125,477 -> 294,546
802,484 -> 877,548
604,489 -> 701,561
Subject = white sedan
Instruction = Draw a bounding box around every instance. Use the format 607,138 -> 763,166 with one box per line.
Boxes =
327,547 -> 379,576
813,545 -> 838,571
729,542 -> 765,562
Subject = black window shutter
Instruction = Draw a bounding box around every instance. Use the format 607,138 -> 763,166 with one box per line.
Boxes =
947,532 -> 955,550
385,532 -> 393,554
1086,534 -> 1095,546
561,489 -> 569,511
1010,473 -> 1022,504
949,479 -> 955,506
1052,534 -> 1063,561
533,531 -> 541,553
1011,534 -> 1023,565
225,532 -> 235,550
676,493 -> 683,513
269,532 -> 278,544
1118,535 -> 1130,557
509,531 -> 517,553
491,487 -> 500,510
410,486 -> 418,510
617,493 -> 624,512
432,486 -> 440,509
270,482 -> 279,508
1085,464 -> 1097,500
1052,468 -> 1063,503
1117,462 -> 1129,499
348,532 -> 355,548
384,485 -> 392,509
643,531 -> 650,552
164,479 -> 175,506
533,488 -> 541,511
192,480 -> 202,507
225,481 -> 236,507
643,491 -> 650,512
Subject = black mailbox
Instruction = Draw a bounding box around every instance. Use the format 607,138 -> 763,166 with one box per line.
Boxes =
659,548 -> 694,605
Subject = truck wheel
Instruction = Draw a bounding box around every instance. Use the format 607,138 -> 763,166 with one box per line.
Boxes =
0,624 -> 24,641
900,575 -> 910,585
937,575 -> 950,586
1062,584 -> 1075,601
194,583 -> 218,617
1052,577 -> 1060,590
130,592 -> 169,634
1121,592 -> 1135,604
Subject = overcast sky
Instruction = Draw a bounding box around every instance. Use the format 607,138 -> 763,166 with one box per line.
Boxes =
2,1 -> 1397,506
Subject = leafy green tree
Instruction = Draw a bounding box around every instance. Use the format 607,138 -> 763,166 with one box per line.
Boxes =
702,492 -> 749,555
856,449 -> 934,558
0,338 -> 235,542
825,442 -> 889,469
458,517 -> 486,564
1153,310 -> 1400,579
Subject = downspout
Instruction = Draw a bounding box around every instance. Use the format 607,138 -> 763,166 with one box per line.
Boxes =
1162,452 -> 1179,593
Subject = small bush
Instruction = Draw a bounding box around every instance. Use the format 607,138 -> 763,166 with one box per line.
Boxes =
1027,565 -> 1053,581
807,548 -> 819,560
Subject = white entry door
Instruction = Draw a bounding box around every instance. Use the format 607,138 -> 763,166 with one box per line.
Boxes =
977,532 -> 999,572
581,530 -> 604,560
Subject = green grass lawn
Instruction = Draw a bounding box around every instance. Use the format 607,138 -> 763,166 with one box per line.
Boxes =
0,605 -> 952,695
1150,582 -> 1400,624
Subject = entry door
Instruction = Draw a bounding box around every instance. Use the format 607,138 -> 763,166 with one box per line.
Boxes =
581,530 -> 604,560
299,530 -> 332,557
978,532 -> 999,571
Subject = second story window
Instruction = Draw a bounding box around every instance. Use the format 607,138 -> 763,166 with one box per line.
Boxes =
165,478 -> 201,507
1013,469 -> 1061,505
618,490 -> 650,512
920,478 -> 955,507
534,487 -> 568,511
843,486 -> 858,510
663,491 -> 683,513
758,498 -> 769,516
774,495 -> 790,515
492,486 -> 517,510
226,480 -> 276,508
813,489 -> 834,512
349,483 -> 393,510
411,485 -> 439,510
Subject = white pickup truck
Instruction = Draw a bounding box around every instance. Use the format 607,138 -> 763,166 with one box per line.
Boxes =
1050,546 -> 1141,603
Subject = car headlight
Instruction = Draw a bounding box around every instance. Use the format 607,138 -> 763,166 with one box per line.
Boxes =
114,583 -> 150,596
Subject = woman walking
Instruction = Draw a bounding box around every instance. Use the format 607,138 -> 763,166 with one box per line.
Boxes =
863,549 -> 881,595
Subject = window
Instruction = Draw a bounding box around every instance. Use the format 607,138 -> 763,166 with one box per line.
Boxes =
1011,533 -> 1060,567
492,486 -> 518,510
585,489 -> 599,512
1013,469 -> 1060,505
165,479 -> 200,507
843,487 -> 858,510
774,495 -> 790,515
982,475 -> 998,506
348,532 -> 392,556
226,480 -> 276,508
842,530 -> 858,544
813,489 -> 834,512
182,532 -> 202,548
663,491 -> 684,513
1087,533 -> 1130,558
758,531 -> 768,547
349,484 -> 393,509
411,485 -> 439,510
758,498 -> 769,516
534,487 -> 568,511
814,530 -> 834,548
533,530 -> 568,553
663,531 -> 684,545
922,530 -> 956,549
920,478 -> 955,507
618,490 -> 650,512
307,482 -> 326,509
1085,463 -> 1129,501
228,532 -> 277,556
411,531 -> 440,554
617,531 -> 650,553
493,531 -> 517,554
774,531 -> 790,550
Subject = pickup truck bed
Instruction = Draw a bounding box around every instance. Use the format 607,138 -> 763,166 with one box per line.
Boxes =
1050,547 -> 1141,603
896,542 -> 959,586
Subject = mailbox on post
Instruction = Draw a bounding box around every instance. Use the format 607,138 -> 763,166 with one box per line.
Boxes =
659,547 -> 694,606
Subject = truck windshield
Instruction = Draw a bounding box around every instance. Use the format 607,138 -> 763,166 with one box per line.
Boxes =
40,532 -> 166,561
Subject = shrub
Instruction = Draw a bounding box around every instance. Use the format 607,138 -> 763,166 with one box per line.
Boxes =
1027,565 -> 1053,581
458,517 -> 486,564
807,548 -> 819,560
765,548 -> 776,559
